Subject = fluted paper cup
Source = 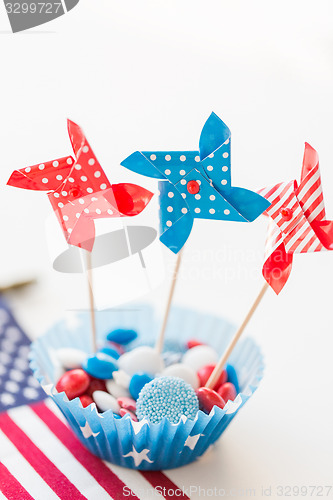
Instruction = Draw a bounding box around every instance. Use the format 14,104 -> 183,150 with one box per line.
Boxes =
30,305 -> 264,470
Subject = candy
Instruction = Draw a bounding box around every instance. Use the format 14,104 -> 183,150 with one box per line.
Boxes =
226,364 -> 239,393
217,382 -> 237,402
129,372 -> 153,400
197,365 -> 227,389
86,377 -> 107,397
92,390 -> 120,413
79,394 -> 94,408
119,408 -> 138,421
117,397 -> 136,413
182,345 -> 218,372
113,369 -> 131,389
106,329 -> 138,345
99,346 -> 120,360
195,387 -> 226,414
55,369 -> 90,400
186,339 -> 205,349
56,348 -> 88,369
82,353 -> 118,380
118,346 -> 164,376
105,379 -> 130,399
162,351 -> 182,367
107,342 -> 125,355
162,363 -> 199,389
136,376 -> 199,424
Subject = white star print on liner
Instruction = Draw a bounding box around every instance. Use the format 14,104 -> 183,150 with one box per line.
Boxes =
123,446 -> 153,467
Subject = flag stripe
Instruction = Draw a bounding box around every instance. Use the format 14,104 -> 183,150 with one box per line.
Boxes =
32,402 -> 140,500
0,429 -> 59,500
0,462 -> 34,500
139,471 -> 190,500
0,413 -> 86,499
9,405 -> 111,500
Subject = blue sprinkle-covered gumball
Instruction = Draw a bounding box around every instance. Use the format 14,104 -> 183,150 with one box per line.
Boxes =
226,364 -> 239,393
106,329 -> 138,345
82,353 -> 118,380
99,346 -> 120,360
136,376 -> 199,424
129,372 -> 153,400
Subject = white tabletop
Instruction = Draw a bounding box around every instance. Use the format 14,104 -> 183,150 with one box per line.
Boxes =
1,1 -> 333,498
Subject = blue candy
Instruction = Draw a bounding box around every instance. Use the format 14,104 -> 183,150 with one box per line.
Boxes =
136,376 -> 199,424
106,329 -> 138,345
129,372 -> 153,400
226,364 -> 239,393
99,346 -> 120,360
82,352 -> 118,380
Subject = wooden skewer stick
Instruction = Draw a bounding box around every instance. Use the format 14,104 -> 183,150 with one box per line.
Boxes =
82,249 -> 97,353
205,281 -> 269,390
155,249 -> 183,354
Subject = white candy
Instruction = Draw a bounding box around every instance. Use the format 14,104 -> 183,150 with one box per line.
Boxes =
106,379 -> 130,399
113,369 -> 131,389
92,390 -> 120,413
182,345 -> 218,372
118,346 -> 164,376
56,348 -> 87,369
162,363 -> 199,389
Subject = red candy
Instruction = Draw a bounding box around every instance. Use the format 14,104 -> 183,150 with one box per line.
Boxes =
217,382 -> 237,402
107,342 -> 125,355
119,408 -> 138,421
117,397 -> 136,413
196,387 -> 226,413
79,394 -> 94,408
56,369 -> 90,400
86,377 -> 107,397
187,339 -> 205,349
197,364 -> 227,389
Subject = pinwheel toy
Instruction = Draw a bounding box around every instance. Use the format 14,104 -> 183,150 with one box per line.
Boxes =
7,120 -> 153,252
121,112 -> 270,254
258,142 -> 333,294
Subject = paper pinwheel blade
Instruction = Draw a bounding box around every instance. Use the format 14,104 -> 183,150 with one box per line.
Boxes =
121,112 -> 270,253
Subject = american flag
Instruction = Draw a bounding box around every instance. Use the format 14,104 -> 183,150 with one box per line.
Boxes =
0,297 -> 189,499
258,142 -> 333,294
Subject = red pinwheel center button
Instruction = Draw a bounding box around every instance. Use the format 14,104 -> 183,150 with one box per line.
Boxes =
280,207 -> 293,221
187,180 -> 200,195
69,187 -> 82,198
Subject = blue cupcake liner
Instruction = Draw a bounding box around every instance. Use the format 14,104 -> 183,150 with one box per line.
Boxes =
30,305 -> 264,470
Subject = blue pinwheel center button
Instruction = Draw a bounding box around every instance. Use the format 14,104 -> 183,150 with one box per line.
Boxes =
187,180 -> 200,195
280,207 -> 293,221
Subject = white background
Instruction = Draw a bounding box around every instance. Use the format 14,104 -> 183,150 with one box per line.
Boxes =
0,1 -> 333,498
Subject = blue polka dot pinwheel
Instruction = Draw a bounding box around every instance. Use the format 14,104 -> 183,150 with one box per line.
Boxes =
121,112 -> 270,254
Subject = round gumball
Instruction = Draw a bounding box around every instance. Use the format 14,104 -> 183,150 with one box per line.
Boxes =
118,346 -> 164,376
195,387 -> 226,414
107,342 -> 125,355
226,364 -> 239,393
162,363 -> 199,389
186,339 -> 205,349
117,397 -> 136,413
136,376 -> 199,424
119,408 -> 138,421
182,345 -> 218,372
217,382 -> 237,402
82,352 -> 118,380
197,365 -> 227,389
56,369 -> 90,400
79,394 -> 94,408
106,379 -> 130,399
107,329 -> 138,345
56,348 -> 88,369
129,372 -> 153,400
92,390 -> 120,413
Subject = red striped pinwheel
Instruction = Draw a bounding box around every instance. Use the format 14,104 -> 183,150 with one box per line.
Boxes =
258,142 -> 333,294
7,120 -> 153,252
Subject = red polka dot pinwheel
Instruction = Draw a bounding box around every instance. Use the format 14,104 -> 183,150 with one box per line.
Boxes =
7,120 -> 154,252
258,143 -> 333,294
